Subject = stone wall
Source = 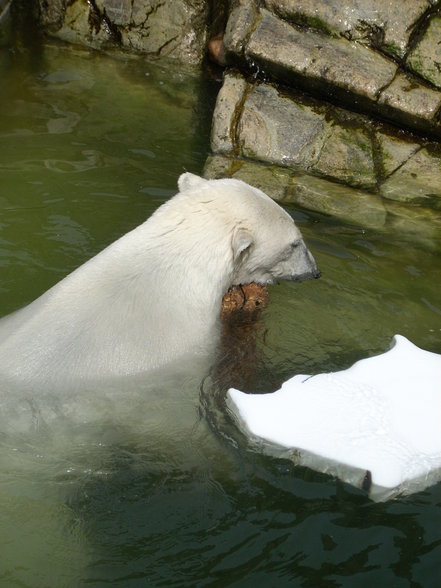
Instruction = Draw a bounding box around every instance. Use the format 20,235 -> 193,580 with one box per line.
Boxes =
37,0 -> 211,64
205,0 -> 441,228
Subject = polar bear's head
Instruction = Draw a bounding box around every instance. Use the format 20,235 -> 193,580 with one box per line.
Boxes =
177,173 -> 320,287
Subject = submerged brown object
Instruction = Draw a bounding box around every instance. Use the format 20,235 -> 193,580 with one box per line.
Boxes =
216,282 -> 269,391
221,282 -> 269,321
208,34 -> 226,66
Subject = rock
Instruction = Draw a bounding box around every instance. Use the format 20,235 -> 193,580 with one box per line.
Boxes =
264,0 -> 431,59
95,0 -> 131,26
238,83 -> 330,168
210,72 -> 248,154
37,0 -> 65,29
376,133 -> 421,178
204,154 -> 441,248
380,148 -> 441,207
53,0 -> 114,49
312,122 -> 376,190
38,0 -> 209,64
241,9 -> 397,104
119,0 -> 208,63
204,154 -> 294,202
204,154 -> 388,230
407,15 -> 441,90
210,71 -> 441,203
378,72 -> 441,134
223,0 -> 256,58
223,3 -> 441,138
211,74 -> 379,189
286,174 -> 387,229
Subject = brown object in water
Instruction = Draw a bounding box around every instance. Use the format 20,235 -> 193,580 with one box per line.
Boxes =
208,34 -> 226,66
221,283 -> 269,321
217,282 -> 269,390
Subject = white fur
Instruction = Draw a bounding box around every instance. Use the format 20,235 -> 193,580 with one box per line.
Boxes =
0,174 -> 318,387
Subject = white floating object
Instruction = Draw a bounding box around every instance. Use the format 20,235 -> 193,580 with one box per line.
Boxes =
227,335 -> 441,500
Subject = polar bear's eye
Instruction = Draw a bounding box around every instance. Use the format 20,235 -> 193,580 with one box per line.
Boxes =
281,242 -> 298,260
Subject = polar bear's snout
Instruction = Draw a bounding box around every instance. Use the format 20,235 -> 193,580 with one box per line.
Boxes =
287,240 -> 320,282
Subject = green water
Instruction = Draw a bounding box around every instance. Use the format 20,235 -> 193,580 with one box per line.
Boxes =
1,40 -> 440,587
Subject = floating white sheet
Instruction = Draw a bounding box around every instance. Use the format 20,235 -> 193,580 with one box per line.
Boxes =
227,335 -> 441,500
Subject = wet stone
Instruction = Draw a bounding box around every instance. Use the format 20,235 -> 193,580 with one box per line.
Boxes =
204,154 -> 387,230
378,72 -> 441,135
96,0 -> 131,26
210,72 -> 248,154
37,0 -> 66,28
204,154 -> 294,201
39,0 -> 209,63
311,123 -> 376,190
223,0 -> 256,58
264,0 -> 430,59
285,174 -> 387,229
376,133 -> 421,178
407,15 -> 441,90
237,84 -> 330,168
119,0 -> 208,63
54,0 -> 113,49
244,9 -> 397,103
380,148 -> 441,207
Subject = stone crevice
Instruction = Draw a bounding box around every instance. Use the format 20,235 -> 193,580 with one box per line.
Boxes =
403,2 -> 441,64
230,81 -> 252,155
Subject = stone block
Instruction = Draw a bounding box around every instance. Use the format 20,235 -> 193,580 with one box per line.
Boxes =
376,133 -> 421,177
120,1 -> 208,63
407,16 -> 441,90
40,0 -> 208,63
204,154 -> 387,230
245,9 -> 397,102
378,72 -> 441,135
96,0 -> 131,26
286,174 -> 387,229
312,124 -> 376,190
54,0 -> 113,49
237,83 -> 330,168
223,0 -> 256,58
210,72 -> 248,154
204,155 -> 293,202
380,148 -> 441,207
264,0 -> 430,59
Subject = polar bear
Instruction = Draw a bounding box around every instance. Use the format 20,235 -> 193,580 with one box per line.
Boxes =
0,173 -> 319,388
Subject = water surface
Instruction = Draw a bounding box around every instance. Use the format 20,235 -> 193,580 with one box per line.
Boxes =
0,41 -> 440,587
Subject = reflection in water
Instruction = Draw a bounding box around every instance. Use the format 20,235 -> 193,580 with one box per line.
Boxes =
0,38 -> 440,587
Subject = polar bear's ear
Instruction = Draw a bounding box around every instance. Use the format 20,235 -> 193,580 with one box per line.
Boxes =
178,172 -> 207,192
232,227 -> 253,262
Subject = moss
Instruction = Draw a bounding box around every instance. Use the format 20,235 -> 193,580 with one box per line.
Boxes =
382,42 -> 402,59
